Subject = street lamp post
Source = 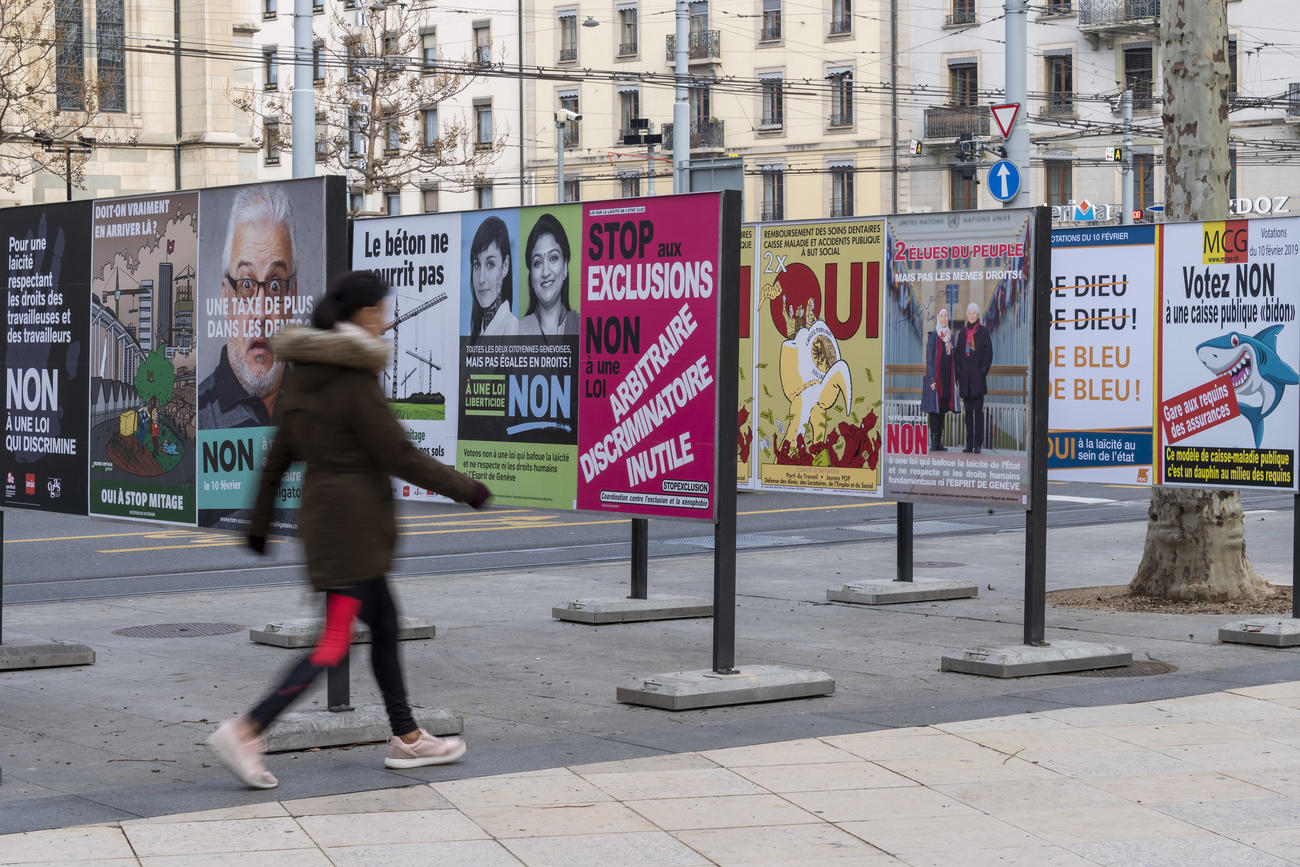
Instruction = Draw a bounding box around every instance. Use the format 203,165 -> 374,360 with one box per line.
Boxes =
34,134 -> 95,201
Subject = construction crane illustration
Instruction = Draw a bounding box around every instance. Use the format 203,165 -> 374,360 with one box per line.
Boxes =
405,348 -> 441,395
385,291 -> 448,399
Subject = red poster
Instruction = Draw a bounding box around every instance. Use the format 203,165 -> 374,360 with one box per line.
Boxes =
576,195 -> 722,518
1160,374 -> 1240,444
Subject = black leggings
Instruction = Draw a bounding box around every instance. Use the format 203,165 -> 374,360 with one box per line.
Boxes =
248,576 -> 416,738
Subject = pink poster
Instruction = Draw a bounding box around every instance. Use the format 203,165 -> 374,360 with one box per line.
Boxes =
576,195 -> 723,519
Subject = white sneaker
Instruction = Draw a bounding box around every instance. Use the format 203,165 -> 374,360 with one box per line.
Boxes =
206,718 -> 278,789
384,729 -> 467,769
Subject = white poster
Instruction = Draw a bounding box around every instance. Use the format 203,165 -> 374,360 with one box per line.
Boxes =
1157,217 -> 1300,491
1048,225 -> 1156,485
351,214 -> 462,501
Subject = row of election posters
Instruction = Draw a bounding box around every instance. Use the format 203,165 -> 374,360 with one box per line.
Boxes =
1049,220 -> 1299,492
0,177 -> 346,526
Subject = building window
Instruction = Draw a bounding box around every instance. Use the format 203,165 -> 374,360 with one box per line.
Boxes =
761,168 -> 784,220
949,62 -> 977,106
264,48 -> 279,90
384,114 -> 401,153
55,0 -> 84,110
313,41 -> 325,83
948,0 -> 975,26
385,191 -> 401,216
950,170 -> 976,210
690,83 -> 711,125
347,111 -> 364,159
1133,153 -> 1155,215
473,22 -> 491,65
621,175 -> 641,198
422,106 -> 438,148
1123,45 -> 1153,110
476,184 -> 494,209
619,88 -> 640,135
315,113 -> 328,162
558,12 -> 578,62
1228,35 -> 1237,102
830,166 -> 854,217
762,0 -> 781,40
97,0 -> 126,111
760,74 -> 783,128
829,68 -> 853,126
346,37 -> 366,82
564,178 -> 582,203
1045,0 -> 1072,12
264,120 -> 281,165
421,29 -> 436,70
312,0 -> 323,13
1045,160 -> 1072,206
348,190 -> 363,214
475,101 -> 493,150
263,0 -> 276,18
830,0 -> 851,35
618,4 -> 638,56
559,90 -> 580,147
422,185 -> 440,213
1228,147 -> 1238,201
1046,54 -> 1072,114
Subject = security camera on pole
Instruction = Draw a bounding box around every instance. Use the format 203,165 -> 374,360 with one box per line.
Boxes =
555,108 -> 581,202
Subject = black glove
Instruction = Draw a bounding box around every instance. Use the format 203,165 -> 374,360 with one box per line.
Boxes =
247,534 -> 267,555
466,481 -> 491,510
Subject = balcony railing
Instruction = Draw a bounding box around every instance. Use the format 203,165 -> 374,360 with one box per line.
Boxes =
829,109 -> 854,127
830,198 -> 854,219
665,30 -> 721,63
1041,0 -> 1073,14
924,104 -> 990,139
945,7 -> 976,26
1078,0 -> 1159,29
829,17 -> 851,35
1043,96 -> 1076,116
662,118 -> 725,151
559,46 -> 577,62
617,41 -> 638,56
760,203 -> 783,221
1289,83 -> 1300,117
761,23 -> 781,41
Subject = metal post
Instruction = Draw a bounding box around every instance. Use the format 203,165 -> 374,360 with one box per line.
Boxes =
291,0 -> 314,179
1003,0 -> 1029,205
1,510 -> 5,645
1024,206 -> 1051,646
713,190 -> 741,674
64,147 -> 71,201
173,0 -> 182,190
896,502 -> 913,582
890,0 -> 899,213
327,654 -> 353,712
672,0 -> 690,193
647,130 -> 656,196
518,0 -> 525,206
556,121 -> 565,202
1121,90 -> 1134,226
1294,493 -> 1299,619
631,519 -> 648,599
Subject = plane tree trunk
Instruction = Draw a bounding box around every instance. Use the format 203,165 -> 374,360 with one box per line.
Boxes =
1130,0 -> 1272,602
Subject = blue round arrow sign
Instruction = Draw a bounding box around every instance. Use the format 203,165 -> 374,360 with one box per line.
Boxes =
988,159 -> 1021,202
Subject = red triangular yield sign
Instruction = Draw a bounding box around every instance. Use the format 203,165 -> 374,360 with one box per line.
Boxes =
990,103 -> 1020,139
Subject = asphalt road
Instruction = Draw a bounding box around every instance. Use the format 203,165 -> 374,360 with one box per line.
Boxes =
3,481 -> 1292,604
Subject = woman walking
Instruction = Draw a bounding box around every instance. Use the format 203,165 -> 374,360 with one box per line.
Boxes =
207,271 -> 490,789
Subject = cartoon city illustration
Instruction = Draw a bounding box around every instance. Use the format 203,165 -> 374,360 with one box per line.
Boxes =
90,211 -> 197,486
1195,324 -> 1299,448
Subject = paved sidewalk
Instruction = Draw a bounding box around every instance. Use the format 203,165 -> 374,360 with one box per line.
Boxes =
5,681 -> 1300,865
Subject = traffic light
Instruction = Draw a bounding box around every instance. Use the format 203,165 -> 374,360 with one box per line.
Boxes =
955,133 -> 976,180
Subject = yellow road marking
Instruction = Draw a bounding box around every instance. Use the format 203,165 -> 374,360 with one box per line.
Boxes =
395,509 -> 531,521
738,501 -> 896,517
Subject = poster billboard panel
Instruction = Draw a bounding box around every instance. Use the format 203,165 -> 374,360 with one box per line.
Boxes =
883,210 -> 1035,507
0,200 -> 92,514
737,224 -> 755,487
1048,225 -> 1156,485
1157,218 -> 1300,491
352,213 -> 461,501
751,219 -> 885,495
195,179 -> 334,530
89,192 -> 199,523
576,193 -> 723,519
453,205 -> 581,510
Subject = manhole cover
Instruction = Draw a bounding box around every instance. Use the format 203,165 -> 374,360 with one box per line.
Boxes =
915,561 -> 964,568
112,622 -> 244,639
1072,660 -> 1177,678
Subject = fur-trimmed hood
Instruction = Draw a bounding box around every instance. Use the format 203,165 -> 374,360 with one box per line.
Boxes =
271,324 -> 392,374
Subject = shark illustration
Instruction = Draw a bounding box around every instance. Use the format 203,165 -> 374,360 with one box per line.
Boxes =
1196,324 -> 1299,447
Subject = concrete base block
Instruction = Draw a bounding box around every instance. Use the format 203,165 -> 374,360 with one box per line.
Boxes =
264,705 -> 463,752
1220,618 -> 1300,647
249,617 -> 436,648
0,640 -> 95,671
617,664 -> 835,711
827,578 -> 979,605
941,640 -> 1132,678
552,596 -> 713,624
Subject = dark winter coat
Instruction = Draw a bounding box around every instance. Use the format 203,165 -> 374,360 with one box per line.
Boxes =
250,325 -> 481,590
953,321 -> 993,399
921,330 -> 958,414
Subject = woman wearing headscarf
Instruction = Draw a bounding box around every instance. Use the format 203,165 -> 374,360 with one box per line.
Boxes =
207,271 -> 491,789
921,307 -> 956,451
